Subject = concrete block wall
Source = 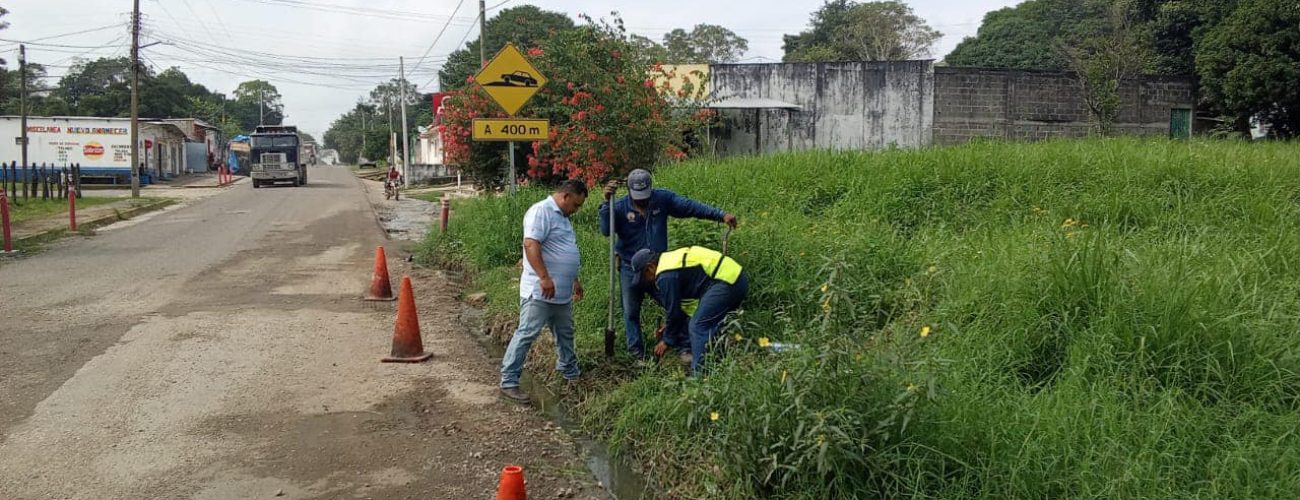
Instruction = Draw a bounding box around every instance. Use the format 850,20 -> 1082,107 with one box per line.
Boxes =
933,67 -> 1195,145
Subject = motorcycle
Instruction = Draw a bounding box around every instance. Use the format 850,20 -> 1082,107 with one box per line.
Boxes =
385,178 -> 401,201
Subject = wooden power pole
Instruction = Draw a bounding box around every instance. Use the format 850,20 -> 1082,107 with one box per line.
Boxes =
479,0 -> 487,67
130,0 -> 141,198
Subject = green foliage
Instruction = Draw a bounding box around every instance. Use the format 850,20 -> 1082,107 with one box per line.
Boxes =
783,0 -> 941,62
422,139 -> 1300,498
1197,0 -> 1300,138
1063,0 -> 1154,135
661,24 -> 750,64
945,0 -> 1110,70
440,15 -> 712,188
437,5 -> 577,92
232,80 -> 284,129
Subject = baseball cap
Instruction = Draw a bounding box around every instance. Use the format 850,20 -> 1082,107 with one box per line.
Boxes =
627,169 -> 653,200
629,249 -> 658,287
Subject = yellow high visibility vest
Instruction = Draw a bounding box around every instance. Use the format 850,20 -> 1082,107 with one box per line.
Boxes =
656,246 -> 742,316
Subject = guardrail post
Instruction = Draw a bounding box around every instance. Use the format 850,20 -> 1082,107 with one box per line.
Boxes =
1,190 -> 12,253
440,198 -> 450,233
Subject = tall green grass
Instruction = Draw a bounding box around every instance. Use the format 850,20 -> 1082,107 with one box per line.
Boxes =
419,138 -> 1300,499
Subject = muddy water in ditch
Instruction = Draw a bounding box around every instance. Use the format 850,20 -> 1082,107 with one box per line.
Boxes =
477,328 -> 653,500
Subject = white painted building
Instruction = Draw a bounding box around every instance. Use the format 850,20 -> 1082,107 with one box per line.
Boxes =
0,116 -> 193,182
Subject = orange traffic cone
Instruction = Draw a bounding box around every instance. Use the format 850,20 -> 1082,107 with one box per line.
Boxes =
365,246 -> 397,301
496,465 -> 526,500
382,276 -> 433,363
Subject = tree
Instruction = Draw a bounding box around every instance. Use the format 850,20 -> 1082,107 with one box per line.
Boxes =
1063,0 -> 1153,135
440,16 -> 713,189
630,34 -> 670,64
1198,0 -> 1300,137
662,24 -> 749,63
783,1 -> 941,62
944,0 -> 1108,70
232,80 -> 284,128
53,57 -> 136,116
437,5 -> 576,91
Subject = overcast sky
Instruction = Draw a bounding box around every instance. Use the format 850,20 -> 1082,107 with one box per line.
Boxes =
1,0 -> 1021,140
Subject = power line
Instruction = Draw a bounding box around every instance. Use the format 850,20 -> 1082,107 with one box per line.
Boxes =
228,0 -> 479,25
422,23 -> 478,90
408,0 -> 467,76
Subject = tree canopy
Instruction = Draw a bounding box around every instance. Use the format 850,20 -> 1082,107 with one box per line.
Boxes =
782,0 -> 942,62
437,5 -> 576,91
661,24 -> 749,63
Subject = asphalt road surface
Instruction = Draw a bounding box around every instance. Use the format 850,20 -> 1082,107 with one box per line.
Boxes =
0,167 -> 603,499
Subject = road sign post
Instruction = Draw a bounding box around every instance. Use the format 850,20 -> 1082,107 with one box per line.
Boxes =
472,43 -> 550,195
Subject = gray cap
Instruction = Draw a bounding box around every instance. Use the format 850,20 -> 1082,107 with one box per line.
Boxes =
627,169 -> 653,200
629,249 -> 658,287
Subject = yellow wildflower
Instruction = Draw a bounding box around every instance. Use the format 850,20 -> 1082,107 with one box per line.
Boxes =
758,337 -> 771,348
1061,218 -> 1076,228
710,411 -> 720,422
920,325 -> 931,338
816,434 -> 826,445
907,383 -> 919,393
928,265 -> 938,274
821,299 -> 832,312
733,333 -> 743,342
820,282 -> 829,294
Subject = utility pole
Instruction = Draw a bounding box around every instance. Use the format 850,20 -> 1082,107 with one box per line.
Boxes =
130,0 -> 141,198
360,111 -> 367,162
479,0 -> 487,67
399,57 -> 411,188
259,89 -> 265,126
19,44 -> 28,195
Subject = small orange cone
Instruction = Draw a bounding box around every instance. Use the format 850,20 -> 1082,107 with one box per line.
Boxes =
382,276 -> 433,363
496,465 -> 526,500
365,246 -> 397,301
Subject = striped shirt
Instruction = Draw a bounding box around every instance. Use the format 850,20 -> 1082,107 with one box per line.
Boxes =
520,195 -> 581,304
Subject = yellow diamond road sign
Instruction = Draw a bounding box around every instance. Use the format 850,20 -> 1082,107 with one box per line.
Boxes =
474,43 -> 547,116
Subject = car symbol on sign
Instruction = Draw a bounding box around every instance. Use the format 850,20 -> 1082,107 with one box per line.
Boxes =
500,71 -> 538,87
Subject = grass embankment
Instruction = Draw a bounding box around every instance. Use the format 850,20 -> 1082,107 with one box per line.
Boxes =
7,196 -> 119,224
418,139 -> 1300,499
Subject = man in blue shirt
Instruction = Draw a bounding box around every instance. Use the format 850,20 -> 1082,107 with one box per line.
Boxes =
629,246 -> 749,374
598,169 -> 737,360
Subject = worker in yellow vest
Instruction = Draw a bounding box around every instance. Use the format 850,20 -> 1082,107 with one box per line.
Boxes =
629,246 -> 749,374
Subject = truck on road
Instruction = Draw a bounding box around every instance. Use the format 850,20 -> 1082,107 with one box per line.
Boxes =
250,125 -> 306,188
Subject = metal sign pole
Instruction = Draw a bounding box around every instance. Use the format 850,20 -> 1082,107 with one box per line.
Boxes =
507,141 -> 516,195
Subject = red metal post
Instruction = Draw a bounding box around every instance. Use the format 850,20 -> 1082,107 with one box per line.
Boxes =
439,198 -> 450,233
1,191 -> 12,252
68,185 -> 77,232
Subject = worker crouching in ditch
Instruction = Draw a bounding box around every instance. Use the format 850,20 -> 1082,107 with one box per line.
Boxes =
630,246 -> 749,374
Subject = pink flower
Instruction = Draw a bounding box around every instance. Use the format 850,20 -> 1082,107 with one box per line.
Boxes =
576,111 -> 588,121
527,47 -> 544,57
567,82 -> 575,91
643,79 -> 655,88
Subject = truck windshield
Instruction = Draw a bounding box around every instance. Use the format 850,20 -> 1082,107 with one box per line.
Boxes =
252,136 -> 298,148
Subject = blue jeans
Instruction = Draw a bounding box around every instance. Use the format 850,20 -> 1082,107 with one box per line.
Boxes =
619,263 -> 648,358
662,272 -> 749,374
500,297 -> 580,388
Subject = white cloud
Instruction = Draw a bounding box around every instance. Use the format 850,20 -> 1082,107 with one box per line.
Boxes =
3,0 -> 1017,140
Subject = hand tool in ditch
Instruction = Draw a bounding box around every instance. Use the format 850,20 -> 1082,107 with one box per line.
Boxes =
604,180 -> 620,358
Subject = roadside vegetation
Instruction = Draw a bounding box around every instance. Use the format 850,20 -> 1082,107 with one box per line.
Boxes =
8,196 -> 119,225
418,138 -> 1300,498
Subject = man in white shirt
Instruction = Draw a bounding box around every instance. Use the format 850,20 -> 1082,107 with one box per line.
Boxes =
500,180 -> 589,403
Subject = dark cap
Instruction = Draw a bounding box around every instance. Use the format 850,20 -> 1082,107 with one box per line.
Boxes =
627,169 -> 653,201
630,249 -> 658,287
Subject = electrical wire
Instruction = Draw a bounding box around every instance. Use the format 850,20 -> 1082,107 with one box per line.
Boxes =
407,0 -> 466,76
228,0 -> 479,25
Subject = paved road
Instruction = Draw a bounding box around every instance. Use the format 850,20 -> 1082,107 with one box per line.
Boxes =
0,167 -> 603,499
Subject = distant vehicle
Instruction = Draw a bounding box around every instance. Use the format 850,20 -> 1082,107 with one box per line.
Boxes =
501,71 -> 538,87
250,125 -> 306,188
358,158 -> 378,169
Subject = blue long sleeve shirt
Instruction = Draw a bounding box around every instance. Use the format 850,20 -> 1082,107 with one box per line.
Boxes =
598,188 -> 726,264
653,266 -> 711,340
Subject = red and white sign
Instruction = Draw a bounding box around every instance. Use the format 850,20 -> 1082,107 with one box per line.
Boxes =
83,142 -> 105,160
